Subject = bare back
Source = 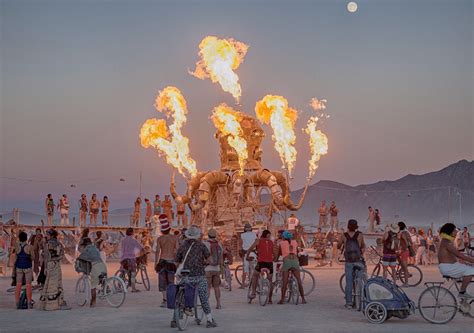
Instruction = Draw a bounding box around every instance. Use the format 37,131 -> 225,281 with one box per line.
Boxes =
156,234 -> 178,261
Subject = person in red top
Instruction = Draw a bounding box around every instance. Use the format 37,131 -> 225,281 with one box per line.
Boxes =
246,230 -> 274,303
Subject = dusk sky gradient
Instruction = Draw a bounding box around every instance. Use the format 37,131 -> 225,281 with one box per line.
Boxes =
1,0 -> 473,214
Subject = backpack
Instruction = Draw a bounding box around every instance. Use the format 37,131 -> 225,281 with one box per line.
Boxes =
344,231 -> 362,263
208,240 -> 222,266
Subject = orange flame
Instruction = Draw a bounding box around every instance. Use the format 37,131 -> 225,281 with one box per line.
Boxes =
310,97 -> 327,111
304,116 -> 328,179
190,36 -> 249,102
255,95 -> 298,175
140,86 -> 197,178
211,104 -> 248,175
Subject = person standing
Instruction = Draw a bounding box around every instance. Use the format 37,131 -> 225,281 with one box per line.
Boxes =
239,223 -> 257,289
39,229 -> 70,310
95,231 -> 107,265
462,227 -> 471,250
144,198 -> 152,228
398,222 -> 413,287
204,229 -> 223,309
374,209 -> 382,229
101,196 -> 109,225
408,227 -> 418,265
176,199 -> 187,228
89,194 -> 100,226
29,228 -> 43,280
338,219 -> 365,309
0,222 -> 9,276
153,194 -> 162,216
13,231 -> 35,309
367,207 -> 376,233
329,201 -> 339,231
58,194 -> 70,226
426,228 -> 437,265
45,194 -> 55,226
155,215 -> 178,307
382,224 -> 399,283
162,195 -> 174,225
416,229 -> 428,265
286,213 -> 300,232
318,201 -> 328,228
173,225 -> 217,328
79,194 -> 88,227
133,197 -> 142,227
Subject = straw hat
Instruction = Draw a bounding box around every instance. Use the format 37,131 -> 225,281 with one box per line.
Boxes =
390,223 -> 400,233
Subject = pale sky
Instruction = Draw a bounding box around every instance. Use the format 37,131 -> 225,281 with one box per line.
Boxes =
1,0 -> 473,213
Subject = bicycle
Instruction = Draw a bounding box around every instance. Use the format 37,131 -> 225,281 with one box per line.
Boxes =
247,266 -> 271,306
273,267 -> 300,305
364,245 -> 382,265
235,254 -> 257,287
371,254 -> 423,287
272,261 -> 315,297
222,259 -> 232,291
115,254 -> 151,291
75,272 -> 127,308
338,262 -> 367,310
173,270 -> 205,331
418,275 -> 473,324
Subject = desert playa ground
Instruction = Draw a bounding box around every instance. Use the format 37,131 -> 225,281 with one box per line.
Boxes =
0,262 -> 472,333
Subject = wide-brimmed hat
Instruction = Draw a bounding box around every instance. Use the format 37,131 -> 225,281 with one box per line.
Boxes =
159,214 -> 170,232
390,223 -> 400,233
185,225 -> 201,239
208,229 -> 217,238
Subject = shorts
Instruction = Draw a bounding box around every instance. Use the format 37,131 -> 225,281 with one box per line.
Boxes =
243,252 -> 256,273
159,271 -> 175,292
205,271 -> 221,288
255,262 -> 273,274
90,261 -> 107,289
121,258 -> 137,273
282,257 -> 300,272
16,268 -> 33,285
382,254 -> 397,267
439,263 -> 474,279
382,261 -> 397,267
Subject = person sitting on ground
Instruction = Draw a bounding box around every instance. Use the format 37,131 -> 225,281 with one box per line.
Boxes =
14,231 -> 35,309
204,229 -> 223,309
77,237 -> 107,307
276,231 -> 306,304
120,228 -> 143,292
338,219 -> 365,309
246,230 -> 275,303
437,223 -> 474,299
382,224 -> 399,283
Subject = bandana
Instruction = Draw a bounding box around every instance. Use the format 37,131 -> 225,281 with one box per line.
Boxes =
440,233 -> 455,242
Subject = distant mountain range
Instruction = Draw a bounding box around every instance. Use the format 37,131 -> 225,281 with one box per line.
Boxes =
3,160 -> 473,229
290,159 -> 474,229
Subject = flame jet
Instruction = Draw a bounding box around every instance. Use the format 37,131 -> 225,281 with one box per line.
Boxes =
140,86 -> 197,178
255,95 -> 298,176
190,36 -> 249,102
304,116 -> 329,179
211,103 -> 248,175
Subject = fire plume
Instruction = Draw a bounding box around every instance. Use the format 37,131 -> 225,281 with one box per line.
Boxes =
211,103 -> 248,175
255,95 -> 298,175
304,116 -> 328,179
140,86 -> 197,178
190,36 -> 249,102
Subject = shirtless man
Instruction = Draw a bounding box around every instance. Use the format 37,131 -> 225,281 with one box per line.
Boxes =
438,223 -> 474,299
79,194 -> 88,227
58,194 -> 70,226
176,198 -> 187,228
133,197 -> 142,227
89,194 -> 100,226
153,195 -> 162,216
155,215 -> 178,307
318,201 -> 328,228
45,194 -> 55,226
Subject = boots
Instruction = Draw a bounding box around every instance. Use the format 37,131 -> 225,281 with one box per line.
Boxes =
90,288 -> 96,307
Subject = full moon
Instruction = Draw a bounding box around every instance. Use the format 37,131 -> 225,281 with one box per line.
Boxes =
347,1 -> 358,13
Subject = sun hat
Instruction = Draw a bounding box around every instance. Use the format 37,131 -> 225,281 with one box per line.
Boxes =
244,223 -> 252,231
185,225 -> 202,240
208,229 -> 217,238
158,214 -> 171,232
390,223 -> 400,233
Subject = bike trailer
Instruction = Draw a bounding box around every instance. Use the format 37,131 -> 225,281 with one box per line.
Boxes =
362,277 -> 416,324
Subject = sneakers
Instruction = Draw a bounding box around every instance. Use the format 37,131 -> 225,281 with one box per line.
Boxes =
459,292 -> 474,300
206,319 -> 217,328
170,321 -> 177,328
344,304 -> 353,310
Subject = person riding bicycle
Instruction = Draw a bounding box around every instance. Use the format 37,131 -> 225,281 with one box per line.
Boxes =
76,237 -> 107,307
246,230 -> 275,303
120,228 -> 143,293
437,223 -> 474,299
239,223 -> 257,289
337,219 -> 365,309
276,231 -> 306,304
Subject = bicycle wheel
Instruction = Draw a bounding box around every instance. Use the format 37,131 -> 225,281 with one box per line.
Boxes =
194,287 -> 204,325
354,273 -> 366,311
75,275 -> 90,306
225,267 -> 232,292
104,276 -> 127,308
174,288 -> 190,331
290,278 -> 299,305
258,278 -> 270,306
300,269 -> 315,296
398,264 -> 423,287
115,268 -> 130,289
140,266 -> 151,291
339,273 -> 346,294
234,265 -> 244,286
418,285 -> 457,324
